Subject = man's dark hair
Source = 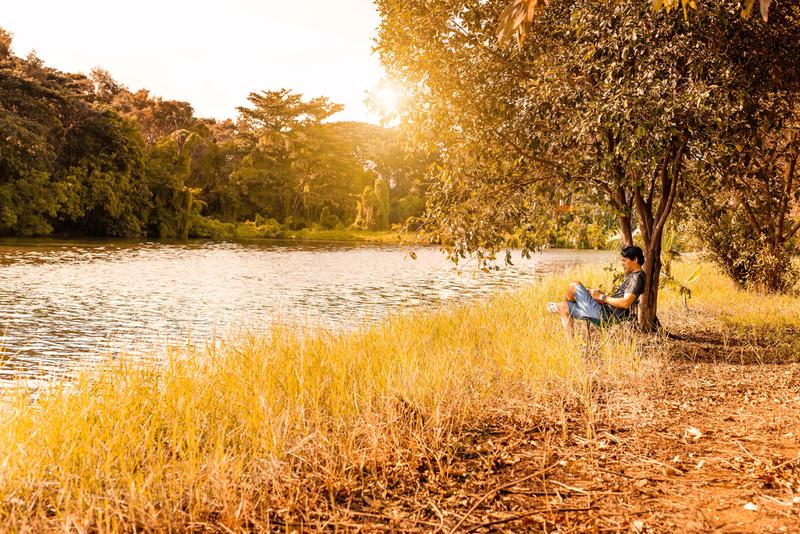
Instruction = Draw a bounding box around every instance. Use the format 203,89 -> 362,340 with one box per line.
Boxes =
621,245 -> 645,266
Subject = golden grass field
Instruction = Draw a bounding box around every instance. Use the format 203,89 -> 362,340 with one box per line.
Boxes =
0,263 -> 797,531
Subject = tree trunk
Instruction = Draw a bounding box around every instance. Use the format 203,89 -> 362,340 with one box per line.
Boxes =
612,179 -> 633,247
633,135 -> 686,332
178,189 -> 192,241
639,230 -> 663,332
618,214 -> 633,248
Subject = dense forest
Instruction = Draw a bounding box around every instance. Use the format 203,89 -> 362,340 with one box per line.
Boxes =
0,28 -> 432,240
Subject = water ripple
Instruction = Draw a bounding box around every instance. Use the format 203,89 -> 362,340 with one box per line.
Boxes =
0,239 -> 612,380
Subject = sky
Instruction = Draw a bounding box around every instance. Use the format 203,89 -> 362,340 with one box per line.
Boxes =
2,0 -> 387,123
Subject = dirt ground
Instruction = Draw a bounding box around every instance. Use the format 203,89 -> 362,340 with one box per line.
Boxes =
276,327 -> 800,532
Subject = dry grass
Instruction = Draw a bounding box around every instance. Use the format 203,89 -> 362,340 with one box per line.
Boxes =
2,262 -> 791,531
659,262 -> 800,364
661,262 -> 800,328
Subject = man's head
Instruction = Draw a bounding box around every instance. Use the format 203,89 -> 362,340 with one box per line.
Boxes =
621,245 -> 645,273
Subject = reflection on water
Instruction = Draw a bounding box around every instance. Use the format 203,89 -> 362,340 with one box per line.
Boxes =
0,239 -> 612,382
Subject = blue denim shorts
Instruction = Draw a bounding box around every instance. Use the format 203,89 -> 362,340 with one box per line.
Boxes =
567,283 -> 606,325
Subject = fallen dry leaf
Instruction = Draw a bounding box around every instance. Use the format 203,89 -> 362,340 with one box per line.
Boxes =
695,460 -> 705,470
685,427 -> 703,441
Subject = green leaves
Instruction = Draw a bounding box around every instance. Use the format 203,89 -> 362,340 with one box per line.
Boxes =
497,0 -> 775,48
0,46 -> 149,236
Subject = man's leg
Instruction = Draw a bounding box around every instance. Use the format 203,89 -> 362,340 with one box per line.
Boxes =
565,281 -> 582,302
553,281 -> 583,336
557,300 -> 573,336
558,281 -> 604,337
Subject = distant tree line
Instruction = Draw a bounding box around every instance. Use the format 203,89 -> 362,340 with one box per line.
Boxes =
0,28 -> 431,239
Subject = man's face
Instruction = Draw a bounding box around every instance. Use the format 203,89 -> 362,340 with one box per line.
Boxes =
621,255 -> 638,274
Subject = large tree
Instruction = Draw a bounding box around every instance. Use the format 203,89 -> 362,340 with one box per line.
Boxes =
376,0 -> 800,329
232,89 -> 348,222
689,102 -> 800,291
0,32 -> 150,237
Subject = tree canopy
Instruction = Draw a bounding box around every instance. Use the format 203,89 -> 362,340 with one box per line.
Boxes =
376,0 -> 800,327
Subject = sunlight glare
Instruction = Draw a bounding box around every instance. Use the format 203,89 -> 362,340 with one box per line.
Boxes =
375,83 -> 402,115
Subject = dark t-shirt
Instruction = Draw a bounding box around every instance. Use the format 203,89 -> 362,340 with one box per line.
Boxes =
604,270 -> 646,322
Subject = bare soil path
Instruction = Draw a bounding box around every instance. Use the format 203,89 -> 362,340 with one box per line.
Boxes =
299,328 -> 800,532
571,346 -> 800,533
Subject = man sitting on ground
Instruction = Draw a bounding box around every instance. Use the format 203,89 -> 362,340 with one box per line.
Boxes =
547,246 -> 646,336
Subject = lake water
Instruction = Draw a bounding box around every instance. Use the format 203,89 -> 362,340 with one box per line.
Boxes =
0,239 -> 612,383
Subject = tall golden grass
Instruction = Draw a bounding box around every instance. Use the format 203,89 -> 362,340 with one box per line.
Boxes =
660,262 -> 800,330
0,262 -> 794,530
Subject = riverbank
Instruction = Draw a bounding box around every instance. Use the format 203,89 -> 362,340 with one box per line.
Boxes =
283,227 -> 426,244
194,217 -> 428,244
0,221 -> 426,245
0,264 -> 798,531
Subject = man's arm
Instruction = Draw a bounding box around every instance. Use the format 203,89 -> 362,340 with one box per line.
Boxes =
605,292 -> 636,309
591,289 -> 636,309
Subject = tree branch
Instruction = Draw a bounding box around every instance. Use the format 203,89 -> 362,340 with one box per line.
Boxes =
449,19 -> 532,82
738,190 -> 767,237
647,151 -> 666,211
776,135 -> 798,247
490,126 -> 564,173
653,136 -> 687,239
786,219 -> 800,241
633,188 -> 652,250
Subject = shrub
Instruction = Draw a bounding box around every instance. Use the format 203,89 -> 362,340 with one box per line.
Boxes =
284,215 -> 308,231
318,207 -> 341,230
190,217 -> 237,239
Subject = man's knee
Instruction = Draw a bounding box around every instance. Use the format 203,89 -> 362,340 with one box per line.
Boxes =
566,281 -> 583,301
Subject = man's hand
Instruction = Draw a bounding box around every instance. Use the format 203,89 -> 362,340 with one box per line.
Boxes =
590,289 -> 605,302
